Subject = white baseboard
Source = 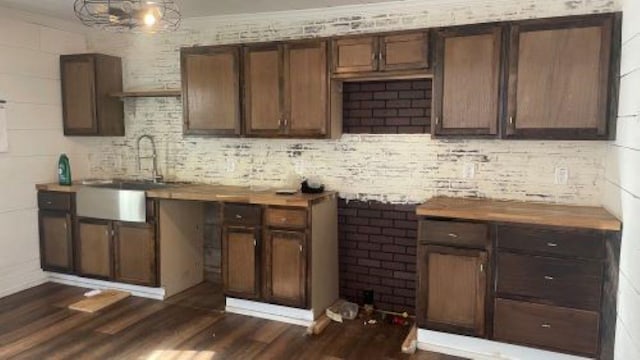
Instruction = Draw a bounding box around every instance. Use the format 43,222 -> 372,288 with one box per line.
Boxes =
225,297 -> 314,327
46,272 -> 166,300
0,260 -> 48,299
417,329 -> 592,360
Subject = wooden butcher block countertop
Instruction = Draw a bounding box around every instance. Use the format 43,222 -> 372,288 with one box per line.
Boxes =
36,182 -> 335,207
416,196 -> 621,231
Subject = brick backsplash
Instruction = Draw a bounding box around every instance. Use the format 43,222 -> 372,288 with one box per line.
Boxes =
343,80 -> 431,134
339,199 -> 418,314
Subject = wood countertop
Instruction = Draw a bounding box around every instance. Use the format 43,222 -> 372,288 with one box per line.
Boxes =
416,196 -> 621,231
36,182 -> 335,207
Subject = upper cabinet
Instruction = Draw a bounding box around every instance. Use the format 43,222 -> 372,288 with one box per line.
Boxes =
181,46 -> 241,136
505,14 -> 618,139
244,40 -> 334,138
433,26 -> 503,137
60,54 -> 124,136
331,31 -> 430,78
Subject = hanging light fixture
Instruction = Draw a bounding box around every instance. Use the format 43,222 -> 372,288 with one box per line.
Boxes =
74,0 -> 181,32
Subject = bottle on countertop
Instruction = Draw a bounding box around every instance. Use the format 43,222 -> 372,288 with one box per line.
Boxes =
58,153 -> 72,186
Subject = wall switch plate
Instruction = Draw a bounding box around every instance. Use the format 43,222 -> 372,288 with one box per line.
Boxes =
555,166 -> 569,185
462,163 -> 476,179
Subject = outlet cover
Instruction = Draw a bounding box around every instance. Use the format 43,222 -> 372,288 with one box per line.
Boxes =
462,163 -> 476,179
555,166 -> 569,185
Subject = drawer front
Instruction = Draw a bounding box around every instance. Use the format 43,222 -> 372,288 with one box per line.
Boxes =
419,220 -> 488,248
494,298 -> 599,356
497,252 -> 603,310
38,192 -> 72,212
223,204 -> 261,225
497,224 -> 604,259
266,207 -> 307,228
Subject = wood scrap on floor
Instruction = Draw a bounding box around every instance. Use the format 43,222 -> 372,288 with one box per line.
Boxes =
401,324 -> 418,354
306,314 -> 332,335
68,289 -> 130,313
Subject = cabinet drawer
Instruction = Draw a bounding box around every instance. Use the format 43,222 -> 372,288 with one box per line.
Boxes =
223,204 -> 261,225
497,252 -> 603,310
419,220 -> 488,248
497,225 -> 604,259
494,298 -> 599,356
38,192 -> 72,211
266,207 -> 307,228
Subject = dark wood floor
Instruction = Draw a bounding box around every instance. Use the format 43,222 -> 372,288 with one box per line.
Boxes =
0,282 -> 465,359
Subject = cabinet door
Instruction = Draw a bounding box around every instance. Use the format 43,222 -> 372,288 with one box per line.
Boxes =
244,45 -> 283,136
506,15 -> 615,139
76,218 -> 113,279
417,245 -> 487,336
61,55 -> 97,135
331,36 -> 378,74
284,41 -> 328,137
39,211 -> 73,272
380,32 -> 429,71
114,222 -> 157,286
433,26 -> 502,136
263,230 -> 307,308
223,226 -> 260,299
182,46 -> 241,136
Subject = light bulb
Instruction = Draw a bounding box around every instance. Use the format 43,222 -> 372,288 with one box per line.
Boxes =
144,12 -> 156,26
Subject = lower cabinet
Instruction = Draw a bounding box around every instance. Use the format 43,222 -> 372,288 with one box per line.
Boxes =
418,245 -> 487,336
222,225 -> 260,299
76,218 -> 113,279
114,222 -> 157,286
263,230 -> 307,308
39,211 -> 73,272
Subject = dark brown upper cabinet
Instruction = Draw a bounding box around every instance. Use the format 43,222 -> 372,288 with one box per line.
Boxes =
244,40 -> 332,138
60,54 -> 124,136
433,26 -> 503,137
181,46 -> 241,136
505,14 -> 619,139
331,31 -> 429,78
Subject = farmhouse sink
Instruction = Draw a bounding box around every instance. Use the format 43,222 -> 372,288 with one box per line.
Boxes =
76,180 -> 174,223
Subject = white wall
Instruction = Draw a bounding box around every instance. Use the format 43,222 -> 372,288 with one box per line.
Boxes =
0,14 -> 90,298
603,0 -> 640,358
84,0 -> 619,205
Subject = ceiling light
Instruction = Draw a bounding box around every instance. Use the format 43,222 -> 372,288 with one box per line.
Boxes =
74,0 -> 180,32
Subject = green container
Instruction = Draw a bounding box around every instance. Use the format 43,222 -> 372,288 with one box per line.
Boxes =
58,154 -> 72,186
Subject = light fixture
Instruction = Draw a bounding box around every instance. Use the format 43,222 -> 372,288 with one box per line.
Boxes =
74,0 -> 181,32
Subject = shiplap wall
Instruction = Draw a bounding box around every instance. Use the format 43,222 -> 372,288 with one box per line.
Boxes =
84,0 -> 618,205
0,15 -> 91,298
603,0 -> 640,358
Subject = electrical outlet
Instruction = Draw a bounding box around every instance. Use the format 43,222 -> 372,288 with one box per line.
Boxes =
555,166 -> 569,185
462,163 -> 476,179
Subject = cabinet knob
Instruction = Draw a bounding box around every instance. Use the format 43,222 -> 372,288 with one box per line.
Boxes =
47,201 -> 52,205
63,222 -> 67,230
253,239 -> 257,247
546,242 -> 558,247
447,233 -> 458,238
509,116 -> 515,126
235,214 -> 242,219
541,324 -> 552,329
299,244 -> 303,253
371,52 -> 376,61
479,263 -> 484,273
544,275 -> 554,280
435,117 -> 439,125
284,118 -> 288,127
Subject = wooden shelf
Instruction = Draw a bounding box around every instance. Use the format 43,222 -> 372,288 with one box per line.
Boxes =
109,89 -> 181,98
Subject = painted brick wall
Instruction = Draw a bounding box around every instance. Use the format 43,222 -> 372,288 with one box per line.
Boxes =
339,200 -> 417,313
343,80 -> 431,134
80,0 -> 619,206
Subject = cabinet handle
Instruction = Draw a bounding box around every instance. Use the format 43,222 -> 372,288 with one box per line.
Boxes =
235,214 -> 242,219
278,118 -> 282,127
281,217 -> 287,223
299,245 -> 303,253
63,222 -> 67,230
541,324 -> 552,329
509,116 -> 515,126
371,52 -> 376,61
544,275 -> 554,280
435,117 -> 439,125
284,118 -> 288,127
447,233 -> 458,238
253,239 -> 257,247
46,201 -> 53,205
378,51 -> 383,62
547,242 -> 558,247
111,229 -> 115,237
480,263 -> 484,273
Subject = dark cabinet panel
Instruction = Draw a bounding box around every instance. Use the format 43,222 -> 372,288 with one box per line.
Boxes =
433,26 -> 502,136
380,32 -> 429,71
39,211 -> 73,272
263,230 -> 307,308
244,45 -> 282,136
114,222 -> 157,286
331,36 -> 377,73
417,245 -> 487,336
181,46 -> 241,135
76,218 -> 113,279
223,226 -> 260,299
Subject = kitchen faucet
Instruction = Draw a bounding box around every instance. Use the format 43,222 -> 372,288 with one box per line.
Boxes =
136,135 -> 163,183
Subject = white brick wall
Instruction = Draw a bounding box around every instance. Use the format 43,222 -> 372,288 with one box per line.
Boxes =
0,14 -> 92,298
603,0 -> 640,358
83,0 -> 619,205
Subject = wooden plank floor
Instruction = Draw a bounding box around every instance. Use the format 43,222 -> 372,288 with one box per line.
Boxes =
0,282 -> 466,360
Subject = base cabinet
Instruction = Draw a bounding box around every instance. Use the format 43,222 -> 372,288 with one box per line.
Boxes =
263,230 -> 307,308
114,222 -> 157,286
222,225 -> 260,299
76,218 -> 113,279
39,211 -> 73,272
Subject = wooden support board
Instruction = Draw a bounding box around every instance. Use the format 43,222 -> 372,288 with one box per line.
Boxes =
68,290 -> 130,313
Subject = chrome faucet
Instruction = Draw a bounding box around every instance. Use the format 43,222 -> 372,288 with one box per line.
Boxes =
136,135 -> 162,183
